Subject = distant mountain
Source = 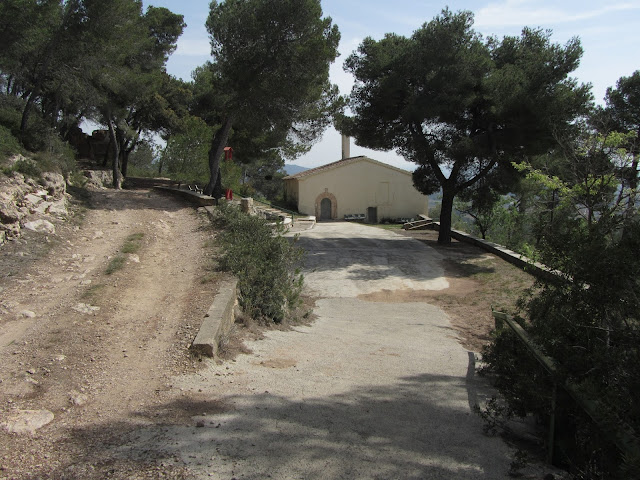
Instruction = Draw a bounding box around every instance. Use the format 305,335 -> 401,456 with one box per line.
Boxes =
428,192 -> 442,205
283,164 -> 309,176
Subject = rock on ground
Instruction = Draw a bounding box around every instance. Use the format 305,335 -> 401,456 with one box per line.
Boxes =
1,410 -> 54,435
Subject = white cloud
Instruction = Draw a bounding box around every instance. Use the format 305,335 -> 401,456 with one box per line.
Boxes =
475,0 -> 640,27
330,37 -> 362,95
175,36 -> 211,57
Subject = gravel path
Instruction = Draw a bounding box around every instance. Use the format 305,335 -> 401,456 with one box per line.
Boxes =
122,221 -> 523,479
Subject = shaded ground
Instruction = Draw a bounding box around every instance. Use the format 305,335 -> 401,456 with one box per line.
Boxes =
392,228 -> 535,352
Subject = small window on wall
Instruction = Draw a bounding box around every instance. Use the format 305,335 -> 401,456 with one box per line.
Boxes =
377,182 -> 389,205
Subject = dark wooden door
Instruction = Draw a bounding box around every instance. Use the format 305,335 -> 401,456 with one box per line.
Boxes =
367,207 -> 377,223
320,198 -> 332,220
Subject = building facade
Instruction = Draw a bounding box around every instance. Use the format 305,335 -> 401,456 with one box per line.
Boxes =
283,156 -> 428,222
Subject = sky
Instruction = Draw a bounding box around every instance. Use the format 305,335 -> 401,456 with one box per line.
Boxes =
147,0 -> 640,171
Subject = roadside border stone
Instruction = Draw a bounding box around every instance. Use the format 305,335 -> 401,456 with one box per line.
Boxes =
191,277 -> 238,358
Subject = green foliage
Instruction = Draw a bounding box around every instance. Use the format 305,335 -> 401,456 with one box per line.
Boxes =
161,115 -> 212,182
1,132 -> 76,180
243,160 -> 287,201
341,8 -> 591,244
127,140 -> 159,177
198,0 -> 341,196
604,70 -> 640,141
218,158 -> 241,192
0,0 -> 186,188
429,201 -> 470,232
33,132 -> 77,176
0,125 -> 21,158
479,110 -> 640,476
0,94 -> 23,136
2,157 -> 39,178
214,203 -> 304,323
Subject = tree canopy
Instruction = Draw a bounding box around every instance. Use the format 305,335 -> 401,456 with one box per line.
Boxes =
199,0 -> 341,197
340,9 -> 592,243
0,0 -> 185,187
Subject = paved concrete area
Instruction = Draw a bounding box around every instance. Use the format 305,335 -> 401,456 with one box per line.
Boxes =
119,221 -> 525,479
296,221 -> 449,296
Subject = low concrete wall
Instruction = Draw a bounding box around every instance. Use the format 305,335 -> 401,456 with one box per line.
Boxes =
430,223 -> 563,283
191,277 -> 238,358
154,186 -> 216,207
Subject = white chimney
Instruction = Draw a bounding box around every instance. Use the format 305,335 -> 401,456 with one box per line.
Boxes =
341,134 -> 351,160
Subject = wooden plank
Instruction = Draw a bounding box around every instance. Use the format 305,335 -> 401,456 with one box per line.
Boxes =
403,218 -> 434,230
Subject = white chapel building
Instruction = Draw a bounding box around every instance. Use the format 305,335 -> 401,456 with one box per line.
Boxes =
283,138 -> 428,222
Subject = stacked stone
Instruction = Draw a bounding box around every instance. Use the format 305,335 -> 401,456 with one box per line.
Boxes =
0,156 -> 67,245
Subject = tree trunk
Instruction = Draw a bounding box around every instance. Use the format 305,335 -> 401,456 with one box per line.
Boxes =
121,149 -> 130,178
204,115 -> 234,197
107,117 -> 123,189
438,186 -> 456,244
102,136 -> 112,167
19,50 -> 55,139
121,137 -> 134,178
622,152 -> 639,238
19,91 -> 38,139
121,128 -> 140,178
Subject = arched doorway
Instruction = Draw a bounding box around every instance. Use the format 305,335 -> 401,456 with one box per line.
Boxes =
315,190 -> 338,220
320,198 -> 332,220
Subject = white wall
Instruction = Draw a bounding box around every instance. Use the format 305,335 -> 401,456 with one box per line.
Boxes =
292,157 -> 428,220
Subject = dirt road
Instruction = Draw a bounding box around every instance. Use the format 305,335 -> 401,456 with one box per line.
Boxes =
0,188 -> 216,479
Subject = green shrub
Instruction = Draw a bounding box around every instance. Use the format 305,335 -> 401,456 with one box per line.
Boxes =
479,220 -> 640,477
0,125 -> 22,158
33,132 -> 77,176
214,203 -> 304,323
14,157 -> 41,177
0,94 -> 24,136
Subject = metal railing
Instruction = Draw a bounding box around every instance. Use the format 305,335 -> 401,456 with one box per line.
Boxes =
252,198 -> 300,222
492,309 -> 640,465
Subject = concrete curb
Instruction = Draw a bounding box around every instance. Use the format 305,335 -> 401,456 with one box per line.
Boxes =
191,277 -> 238,357
430,222 -> 563,283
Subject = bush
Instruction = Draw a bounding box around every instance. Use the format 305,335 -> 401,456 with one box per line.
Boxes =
214,203 -> 304,323
0,125 -> 22,158
32,134 -> 77,177
2,134 -> 77,180
0,94 -> 24,137
479,219 -> 640,478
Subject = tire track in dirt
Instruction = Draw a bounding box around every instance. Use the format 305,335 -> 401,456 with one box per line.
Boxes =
0,188 -> 217,479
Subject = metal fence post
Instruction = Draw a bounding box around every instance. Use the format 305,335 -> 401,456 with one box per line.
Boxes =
548,382 -> 557,464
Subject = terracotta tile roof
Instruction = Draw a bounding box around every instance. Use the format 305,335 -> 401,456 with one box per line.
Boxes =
283,156 -> 411,180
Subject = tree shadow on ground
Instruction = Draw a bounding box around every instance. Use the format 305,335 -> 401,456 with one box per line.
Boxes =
80,188 -> 195,214
297,232 -> 494,285
35,365 -> 524,480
